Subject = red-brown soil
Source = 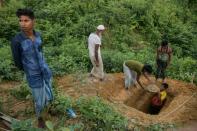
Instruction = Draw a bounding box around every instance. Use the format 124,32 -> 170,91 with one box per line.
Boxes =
56,73 -> 197,128
0,73 -> 197,130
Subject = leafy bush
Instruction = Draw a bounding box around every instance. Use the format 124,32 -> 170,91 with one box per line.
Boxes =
11,119 -> 43,131
102,47 -> 155,73
76,96 -> 128,130
102,50 -> 135,73
145,123 -> 176,131
0,46 -> 22,81
49,93 -> 73,115
167,56 -> 197,82
10,80 -> 31,100
45,120 -> 82,131
0,0 -> 196,84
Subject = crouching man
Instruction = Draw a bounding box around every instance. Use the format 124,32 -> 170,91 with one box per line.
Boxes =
123,60 -> 153,89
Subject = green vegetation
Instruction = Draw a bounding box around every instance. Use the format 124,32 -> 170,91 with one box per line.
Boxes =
76,96 -> 128,130
145,123 -> 176,131
10,96 -> 127,130
10,80 -> 31,100
0,0 -> 196,83
11,119 -> 43,131
49,93 -> 73,115
0,0 -> 196,130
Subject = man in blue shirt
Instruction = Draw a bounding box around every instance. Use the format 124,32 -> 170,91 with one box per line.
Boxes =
11,8 -> 53,128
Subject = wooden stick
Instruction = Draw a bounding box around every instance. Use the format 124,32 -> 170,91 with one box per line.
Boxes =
2,121 -> 11,129
0,112 -> 19,123
0,127 -> 11,131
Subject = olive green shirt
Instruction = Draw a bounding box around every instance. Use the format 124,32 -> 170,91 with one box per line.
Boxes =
125,60 -> 144,76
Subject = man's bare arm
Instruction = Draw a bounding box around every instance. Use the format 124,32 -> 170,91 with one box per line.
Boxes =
144,73 -> 150,81
137,75 -> 144,89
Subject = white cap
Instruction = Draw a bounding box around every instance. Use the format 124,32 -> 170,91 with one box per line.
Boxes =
97,25 -> 105,30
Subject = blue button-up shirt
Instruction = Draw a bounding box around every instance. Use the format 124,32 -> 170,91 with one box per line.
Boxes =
12,31 -> 52,88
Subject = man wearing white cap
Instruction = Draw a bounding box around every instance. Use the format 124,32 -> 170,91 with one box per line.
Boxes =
88,25 -> 105,81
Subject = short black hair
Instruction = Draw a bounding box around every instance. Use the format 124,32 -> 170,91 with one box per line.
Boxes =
142,64 -> 153,74
16,8 -> 34,19
161,40 -> 168,46
162,83 -> 169,89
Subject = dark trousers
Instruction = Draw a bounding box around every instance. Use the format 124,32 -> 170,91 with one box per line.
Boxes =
156,59 -> 168,80
149,99 -> 166,114
149,104 -> 162,114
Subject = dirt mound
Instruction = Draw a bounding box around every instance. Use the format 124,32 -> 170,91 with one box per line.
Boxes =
56,73 -> 197,127
0,73 -> 197,129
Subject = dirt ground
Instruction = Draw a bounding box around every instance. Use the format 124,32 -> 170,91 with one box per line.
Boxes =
0,73 -> 197,130
56,73 -> 197,128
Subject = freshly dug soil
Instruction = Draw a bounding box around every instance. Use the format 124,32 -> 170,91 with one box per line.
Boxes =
56,73 -> 197,127
0,73 -> 197,129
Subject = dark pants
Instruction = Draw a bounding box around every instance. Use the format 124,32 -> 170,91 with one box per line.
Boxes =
149,104 -> 162,114
149,99 -> 166,114
156,59 -> 168,80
